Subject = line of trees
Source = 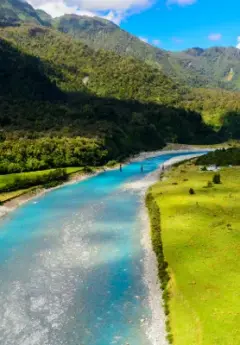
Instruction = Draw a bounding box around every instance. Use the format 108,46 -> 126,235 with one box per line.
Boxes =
196,148 -> 240,166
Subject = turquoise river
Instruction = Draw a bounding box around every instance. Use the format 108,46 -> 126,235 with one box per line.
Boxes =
0,151 -> 205,345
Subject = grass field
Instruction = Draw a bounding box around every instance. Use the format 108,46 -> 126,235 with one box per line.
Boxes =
150,162 -> 240,345
0,167 -> 84,202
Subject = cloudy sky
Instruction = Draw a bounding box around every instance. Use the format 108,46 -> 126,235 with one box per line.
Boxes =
26,0 -> 240,50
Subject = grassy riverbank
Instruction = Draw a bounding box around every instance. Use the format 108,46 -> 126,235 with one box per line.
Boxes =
0,167 -> 84,202
148,162 -> 240,344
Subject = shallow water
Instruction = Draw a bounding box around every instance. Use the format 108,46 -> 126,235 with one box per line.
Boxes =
0,152 -> 205,345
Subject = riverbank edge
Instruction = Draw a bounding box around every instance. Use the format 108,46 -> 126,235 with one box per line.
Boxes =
0,147 -> 209,219
146,191 -> 173,343
135,153 -> 207,345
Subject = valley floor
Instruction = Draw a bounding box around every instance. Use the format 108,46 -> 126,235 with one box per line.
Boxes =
149,162 -> 240,344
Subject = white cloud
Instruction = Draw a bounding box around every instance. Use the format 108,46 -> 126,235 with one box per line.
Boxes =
172,37 -> 184,43
236,36 -> 240,49
152,39 -> 161,46
139,36 -> 149,43
27,0 -> 154,23
208,33 -> 222,41
168,0 -> 196,5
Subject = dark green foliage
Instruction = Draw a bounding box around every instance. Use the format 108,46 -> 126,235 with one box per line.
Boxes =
196,148 -> 240,166
0,168 -> 68,193
189,188 -> 195,195
220,111 -> 240,140
0,138 -> 108,174
0,38 -> 62,100
146,192 -> 172,343
0,22 -> 231,170
213,174 -> 221,185
0,25 -> 218,170
0,25 -> 182,105
82,166 -> 94,173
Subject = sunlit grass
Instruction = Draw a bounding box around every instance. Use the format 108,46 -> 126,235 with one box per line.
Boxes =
151,163 -> 240,345
0,167 -> 84,202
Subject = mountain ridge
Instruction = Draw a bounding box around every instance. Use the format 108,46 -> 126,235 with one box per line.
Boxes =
1,0 -> 240,90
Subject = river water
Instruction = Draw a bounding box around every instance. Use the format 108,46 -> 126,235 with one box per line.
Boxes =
0,152 -> 205,345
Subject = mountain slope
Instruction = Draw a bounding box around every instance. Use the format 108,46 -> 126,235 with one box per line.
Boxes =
0,25 -> 217,160
172,47 -> 240,90
0,25 -> 184,105
0,0 -> 50,26
1,2 -> 239,91
53,15 -> 240,91
0,37 -> 62,100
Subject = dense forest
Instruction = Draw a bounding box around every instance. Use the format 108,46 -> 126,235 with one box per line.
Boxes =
53,15 -> 240,91
0,1 -> 239,173
196,148 -> 240,166
0,24 -> 224,173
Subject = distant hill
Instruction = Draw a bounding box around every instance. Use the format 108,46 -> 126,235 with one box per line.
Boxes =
53,14 -> 240,91
172,47 -> 240,90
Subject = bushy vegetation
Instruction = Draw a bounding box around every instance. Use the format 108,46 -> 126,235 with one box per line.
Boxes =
196,148 -> 240,166
0,137 -> 107,174
213,173 -> 221,184
182,88 -> 240,129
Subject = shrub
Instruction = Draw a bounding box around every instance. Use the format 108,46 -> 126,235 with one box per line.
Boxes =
82,166 -> 94,173
106,160 -> 118,167
189,188 -> 195,195
213,173 -> 221,184
207,181 -> 213,188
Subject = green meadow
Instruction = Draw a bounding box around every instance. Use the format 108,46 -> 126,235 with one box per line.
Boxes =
150,163 -> 240,345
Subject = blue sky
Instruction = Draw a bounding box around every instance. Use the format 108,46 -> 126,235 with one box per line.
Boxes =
27,0 -> 240,51
121,0 -> 240,50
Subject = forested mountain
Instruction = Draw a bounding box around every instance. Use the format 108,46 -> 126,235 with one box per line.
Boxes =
0,25 -> 183,105
53,15 -> 240,91
0,0 -> 239,172
0,0 -> 50,26
0,24 -> 218,171
173,47 -> 240,90
1,0 -> 240,91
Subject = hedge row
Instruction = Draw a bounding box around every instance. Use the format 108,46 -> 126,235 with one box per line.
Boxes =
146,191 -> 173,343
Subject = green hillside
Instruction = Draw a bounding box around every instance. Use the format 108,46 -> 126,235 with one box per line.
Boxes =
0,25 -> 183,105
0,0 -> 49,26
172,47 -> 240,90
0,24 -> 217,171
53,15 -> 240,91
1,1 -> 239,91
